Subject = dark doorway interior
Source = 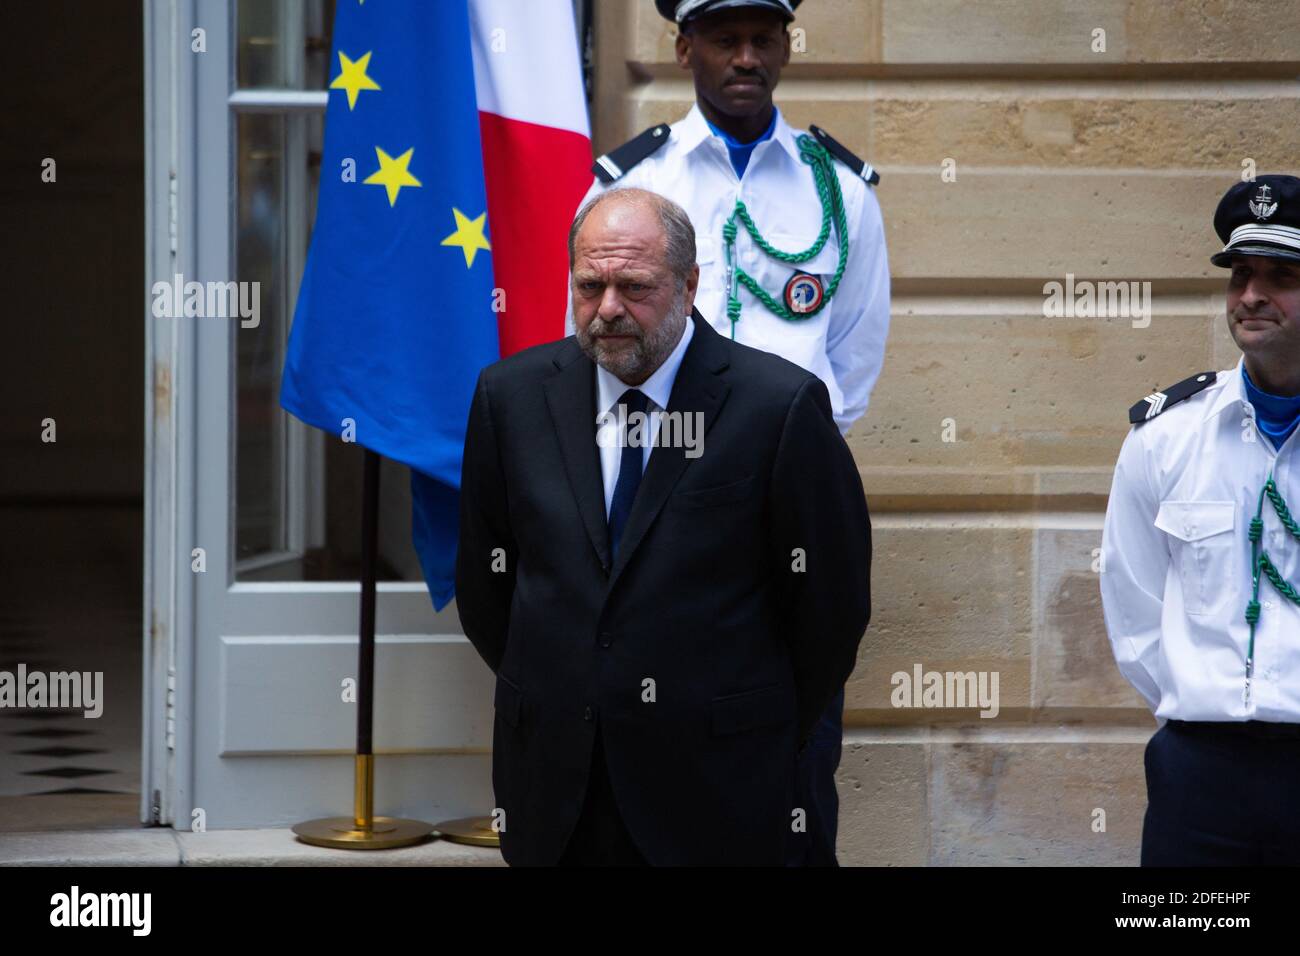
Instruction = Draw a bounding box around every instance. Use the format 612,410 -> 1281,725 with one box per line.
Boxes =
0,2 -> 144,830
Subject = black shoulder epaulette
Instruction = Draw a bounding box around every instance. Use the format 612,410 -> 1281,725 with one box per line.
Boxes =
809,125 -> 879,185
1128,371 -> 1217,425
592,124 -> 672,184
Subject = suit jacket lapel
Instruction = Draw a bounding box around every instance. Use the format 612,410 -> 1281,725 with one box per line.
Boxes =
606,309 -> 731,590
543,339 -> 613,572
543,310 -> 733,583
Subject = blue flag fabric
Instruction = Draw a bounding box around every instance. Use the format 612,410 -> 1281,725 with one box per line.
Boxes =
281,1 -> 499,611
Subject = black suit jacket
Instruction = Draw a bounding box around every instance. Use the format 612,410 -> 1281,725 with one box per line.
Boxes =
455,308 -> 872,865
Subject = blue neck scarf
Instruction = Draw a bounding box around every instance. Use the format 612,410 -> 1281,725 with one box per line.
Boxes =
705,107 -> 778,180
1243,364 -> 1300,450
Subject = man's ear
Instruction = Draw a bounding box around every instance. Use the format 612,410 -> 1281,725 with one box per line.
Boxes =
781,27 -> 791,67
674,29 -> 692,69
684,263 -> 701,312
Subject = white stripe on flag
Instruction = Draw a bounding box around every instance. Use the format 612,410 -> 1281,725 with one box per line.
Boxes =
469,0 -> 591,137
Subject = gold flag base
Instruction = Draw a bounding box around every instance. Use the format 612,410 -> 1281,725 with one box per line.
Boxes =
292,815 -> 435,850
434,815 -> 501,847
292,754 -> 435,850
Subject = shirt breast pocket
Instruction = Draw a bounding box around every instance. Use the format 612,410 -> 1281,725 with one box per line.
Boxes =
1154,500 -> 1237,616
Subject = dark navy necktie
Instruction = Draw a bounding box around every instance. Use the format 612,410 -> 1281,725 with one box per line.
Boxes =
608,388 -> 650,556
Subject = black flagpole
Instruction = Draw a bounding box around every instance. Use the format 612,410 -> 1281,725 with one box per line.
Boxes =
292,447 -> 433,849
354,448 -> 378,821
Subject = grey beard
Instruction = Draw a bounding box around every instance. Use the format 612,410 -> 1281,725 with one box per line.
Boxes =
576,291 -> 688,383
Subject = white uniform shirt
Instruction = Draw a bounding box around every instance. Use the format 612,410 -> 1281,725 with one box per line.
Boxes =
594,317 -> 694,515
1100,356 -> 1300,723
568,104 -> 890,436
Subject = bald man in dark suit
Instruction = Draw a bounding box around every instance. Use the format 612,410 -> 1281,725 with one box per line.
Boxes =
455,187 -> 872,865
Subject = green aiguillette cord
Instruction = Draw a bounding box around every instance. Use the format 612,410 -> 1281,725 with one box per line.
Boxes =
1244,471 -> 1300,704
721,134 -> 850,339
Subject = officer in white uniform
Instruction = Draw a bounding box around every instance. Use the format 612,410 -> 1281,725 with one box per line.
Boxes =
1101,174 -> 1300,865
568,0 -> 890,436
568,0 -> 890,866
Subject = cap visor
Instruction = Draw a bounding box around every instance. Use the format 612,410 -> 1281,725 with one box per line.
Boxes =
1211,244 -> 1300,268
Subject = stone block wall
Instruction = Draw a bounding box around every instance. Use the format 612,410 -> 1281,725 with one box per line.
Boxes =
591,0 -> 1300,865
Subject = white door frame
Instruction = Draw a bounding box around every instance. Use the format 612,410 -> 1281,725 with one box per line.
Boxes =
143,0 -> 197,827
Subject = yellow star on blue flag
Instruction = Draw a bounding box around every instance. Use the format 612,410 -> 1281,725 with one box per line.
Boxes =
330,50 -> 380,110
363,146 -> 421,206
441,208 -> 491,267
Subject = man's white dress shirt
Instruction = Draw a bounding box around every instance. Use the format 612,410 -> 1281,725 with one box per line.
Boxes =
594,317 -> 694,516
569,104 -> 890,436
1101,357 -> 1300,723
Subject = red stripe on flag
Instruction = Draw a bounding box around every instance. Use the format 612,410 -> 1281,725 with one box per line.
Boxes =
479,111 -> 593,357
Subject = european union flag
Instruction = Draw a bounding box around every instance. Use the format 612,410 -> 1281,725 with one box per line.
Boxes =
281,0 -> 499,610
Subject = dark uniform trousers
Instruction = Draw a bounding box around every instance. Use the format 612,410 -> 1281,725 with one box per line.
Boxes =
1142,718 -> 1300,866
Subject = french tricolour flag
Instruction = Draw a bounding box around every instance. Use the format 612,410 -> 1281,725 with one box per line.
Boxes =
470,0 -> 593,357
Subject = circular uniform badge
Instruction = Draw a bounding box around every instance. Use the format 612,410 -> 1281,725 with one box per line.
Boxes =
783,272 -> 824,315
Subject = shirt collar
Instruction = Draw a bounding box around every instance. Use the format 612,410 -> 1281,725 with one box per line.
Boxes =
705,105 -> 777,150
768,105 -> 801,161
676,102 -> 801,163
1205,355 -> 1249,421
1241,359 -> 1300,428
595,316 -> 695,422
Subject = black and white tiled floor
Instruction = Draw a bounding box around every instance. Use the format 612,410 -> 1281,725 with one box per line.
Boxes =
0,506 -> 141,820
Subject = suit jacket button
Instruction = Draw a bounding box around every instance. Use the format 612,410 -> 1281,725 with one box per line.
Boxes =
599,631 -> 613,648
583,706 -> 594,721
